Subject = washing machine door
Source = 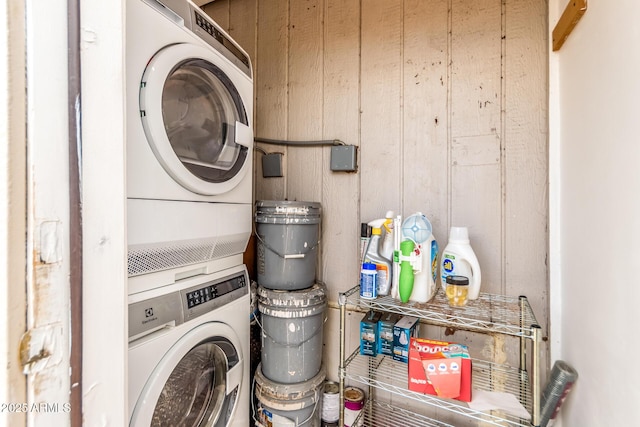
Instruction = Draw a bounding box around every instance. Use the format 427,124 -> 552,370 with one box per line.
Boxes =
140,43 -> 252,196
130,322 -> 243,427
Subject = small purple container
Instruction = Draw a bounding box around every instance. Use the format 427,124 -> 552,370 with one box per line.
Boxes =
344,386 -> 365,411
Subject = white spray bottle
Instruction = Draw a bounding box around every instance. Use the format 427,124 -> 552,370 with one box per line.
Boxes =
390,214 -> 402,300
364,219 -> 393,296
440,226 -> 482,300
380,211 -> 395,261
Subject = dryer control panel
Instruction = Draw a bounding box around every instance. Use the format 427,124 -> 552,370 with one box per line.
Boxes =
192,10 -> 251,73
147,0 -> 252,77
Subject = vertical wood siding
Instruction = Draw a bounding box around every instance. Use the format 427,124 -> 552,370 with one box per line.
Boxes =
205,0 -> 548,381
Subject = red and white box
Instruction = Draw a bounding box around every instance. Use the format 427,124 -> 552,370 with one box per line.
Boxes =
408,337 -> 472,402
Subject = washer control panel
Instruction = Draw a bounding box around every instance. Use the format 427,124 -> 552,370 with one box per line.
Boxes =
181,271 -> 248,322
128,268 -> 248,341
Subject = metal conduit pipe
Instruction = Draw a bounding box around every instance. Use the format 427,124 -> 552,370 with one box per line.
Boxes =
254,137 -> 345,146
67,0 -> 83,424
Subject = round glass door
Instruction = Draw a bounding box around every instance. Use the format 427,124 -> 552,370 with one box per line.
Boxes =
151,339 -> 237,427
162,58 -> 247,182
140,43 -> 252,196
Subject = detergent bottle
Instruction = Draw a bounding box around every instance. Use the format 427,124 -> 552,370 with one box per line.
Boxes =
364,219 -> 393,296
399,213 -> 439,303
440,226 -> 482,300
409,235 -> 439,304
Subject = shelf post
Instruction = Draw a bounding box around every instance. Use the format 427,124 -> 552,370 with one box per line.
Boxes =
531,324 -> 541,426
338,291 -> 347,427
518,296 -> 527,371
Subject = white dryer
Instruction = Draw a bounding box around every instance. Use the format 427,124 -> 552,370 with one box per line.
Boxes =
126,0 -> 254,293
128,264 -> 250,427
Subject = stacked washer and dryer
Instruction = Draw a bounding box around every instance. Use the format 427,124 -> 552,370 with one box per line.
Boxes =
125,0 -> 253,426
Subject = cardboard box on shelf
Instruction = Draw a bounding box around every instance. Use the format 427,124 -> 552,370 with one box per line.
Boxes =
377,312 -> 400,356
392,316 -> 419,363
360,310 -> 382,357
408,337 -> 472,402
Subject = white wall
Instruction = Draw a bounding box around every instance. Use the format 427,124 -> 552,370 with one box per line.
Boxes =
549,0 -> 640,424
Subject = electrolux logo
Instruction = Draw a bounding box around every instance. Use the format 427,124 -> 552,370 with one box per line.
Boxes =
142,307 -> 157,325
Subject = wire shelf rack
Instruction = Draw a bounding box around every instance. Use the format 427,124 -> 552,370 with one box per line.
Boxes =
342,286 -> 539,338
345,348 -> 533,427
338,285 -> 542,426
352,399 -> 457,427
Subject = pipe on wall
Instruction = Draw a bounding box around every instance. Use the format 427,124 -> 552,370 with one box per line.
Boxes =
67,0 -> 83,424
254,137 -> 345,146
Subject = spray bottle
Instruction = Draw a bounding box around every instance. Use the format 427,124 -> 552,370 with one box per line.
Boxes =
359,223 -> 371,266
364,219 -> 393,296
390,214 -> 403,300
380,211 -> 395,261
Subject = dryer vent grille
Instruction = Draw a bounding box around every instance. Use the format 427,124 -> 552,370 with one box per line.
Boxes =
128,235 -> 247,277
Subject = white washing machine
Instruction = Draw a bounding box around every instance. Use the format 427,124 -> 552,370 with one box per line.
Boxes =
126,0 -> 254,293
128,264 -> 250,427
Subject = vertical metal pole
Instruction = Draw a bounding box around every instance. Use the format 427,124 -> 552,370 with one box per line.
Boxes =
531,325 -> 541,426
67,0 -> 83,425
519,296 -> 527,371
519,296 -> 531,424
339,292 -> 346,427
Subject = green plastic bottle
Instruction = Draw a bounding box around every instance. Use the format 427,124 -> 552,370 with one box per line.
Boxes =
398,240 -> 415,303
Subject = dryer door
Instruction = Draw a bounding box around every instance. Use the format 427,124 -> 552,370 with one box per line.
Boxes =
140,43 -> 252,196
130,323 -> 243,427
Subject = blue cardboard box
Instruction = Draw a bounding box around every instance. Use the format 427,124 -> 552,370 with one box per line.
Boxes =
377,312 -> 401,356
360,310 -> 382,356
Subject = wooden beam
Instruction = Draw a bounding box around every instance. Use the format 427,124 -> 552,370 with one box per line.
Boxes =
552,0 -> 588,51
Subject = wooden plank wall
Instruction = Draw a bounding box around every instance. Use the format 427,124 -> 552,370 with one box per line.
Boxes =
204,0 -> 548,390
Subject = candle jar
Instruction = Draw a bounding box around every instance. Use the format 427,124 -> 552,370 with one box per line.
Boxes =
445,275 -> 469,307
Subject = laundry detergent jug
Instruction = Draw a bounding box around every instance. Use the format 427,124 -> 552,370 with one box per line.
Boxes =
440,226 -> 482,300
410,235 -> 439,304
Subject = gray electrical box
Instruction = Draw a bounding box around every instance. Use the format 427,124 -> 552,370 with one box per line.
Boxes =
262,153 -> 283,178
330,145 -> 357,172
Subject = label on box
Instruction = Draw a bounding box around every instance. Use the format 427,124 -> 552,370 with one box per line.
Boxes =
408,337 -> 472,402
422,357 -> 462,398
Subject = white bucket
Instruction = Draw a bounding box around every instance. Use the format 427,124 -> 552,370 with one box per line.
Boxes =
254,363 -> 326,427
